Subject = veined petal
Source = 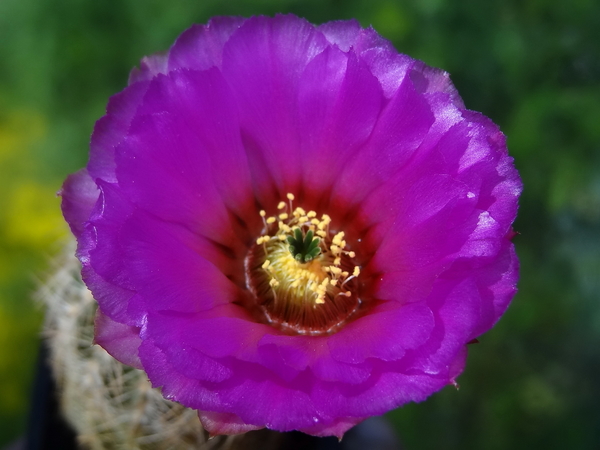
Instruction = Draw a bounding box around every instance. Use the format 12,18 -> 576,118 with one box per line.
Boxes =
221,15 -> 329,201
89,80 -> 151,183
198,411 -> 263,436
331,61 -> 436,208
168,16 -> 246,72
94,308 -> 143,369
59,169 -> 99,241
298,47 -> 383,199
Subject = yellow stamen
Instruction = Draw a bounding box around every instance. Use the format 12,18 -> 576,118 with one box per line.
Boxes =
253,195 -> 361,328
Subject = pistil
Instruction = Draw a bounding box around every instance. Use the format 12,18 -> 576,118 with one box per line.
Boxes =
245,194 -> 361,335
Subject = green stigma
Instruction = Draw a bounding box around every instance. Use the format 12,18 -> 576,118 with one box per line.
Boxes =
287,228 -> 321,263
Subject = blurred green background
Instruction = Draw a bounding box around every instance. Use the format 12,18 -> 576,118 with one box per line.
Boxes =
1,0 -> 599,448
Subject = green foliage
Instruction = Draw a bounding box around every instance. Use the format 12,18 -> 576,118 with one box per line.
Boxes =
0,0 -> 599,447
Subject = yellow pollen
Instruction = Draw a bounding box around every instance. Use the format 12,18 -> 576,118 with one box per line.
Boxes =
278,222 -> 291,233
254,193 -> 360,313
332,232 -> 345,246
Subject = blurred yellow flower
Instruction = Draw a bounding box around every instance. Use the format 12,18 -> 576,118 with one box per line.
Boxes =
4,181 -> 67,248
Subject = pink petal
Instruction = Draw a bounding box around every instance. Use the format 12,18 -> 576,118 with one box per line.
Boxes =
59,169 -> 99,240
89,80 -> 151,183
297,46 -> 383,199
168,16 -> 245,71
328,302 -> 435,364
221,15 -> 329,199
94,308 -> 142,369
198,411 -> 263,436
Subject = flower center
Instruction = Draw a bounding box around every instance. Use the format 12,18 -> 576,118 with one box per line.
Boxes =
245,194 -> 361,335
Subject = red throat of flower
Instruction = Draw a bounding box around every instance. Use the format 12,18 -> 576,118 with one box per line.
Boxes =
245,193 -> 362,335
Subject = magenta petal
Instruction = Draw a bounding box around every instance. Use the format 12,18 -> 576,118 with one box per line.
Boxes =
80,181 -> 138,324
118,212 -> 239,314
331,62 -> 435,207
356,40 -> 414,99
221,15 -> 329,195
81,265 -> 136,325
138,339 -> 223,411
198,411 -> 262,436
145,308 -> 269,362
113,73 -> 255,246
443,239 -> 519,339
310,368 -> 449,418
410,60 -> 465,108
424,278 -> 484,372
89,80 -> 151,183
168,16 -> 245,71
298,416 -> 364,439
198,366 -> 321,431
298,46 -> 383,197
256,339 -> 310,382
448,345 -> 468,386
328,303 -> 435,364
128,54 -> 168,84
310,356 -> 372,385
159,345 -> 233,384
86,180 -> 136,292
489,242 -> 519,320
140,341 -> 320,432
59,169 -> 99,240
257,334 -> 372,385
94,308 -> 142,369
128,68 -> 257,225
317,19 -> 361,51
